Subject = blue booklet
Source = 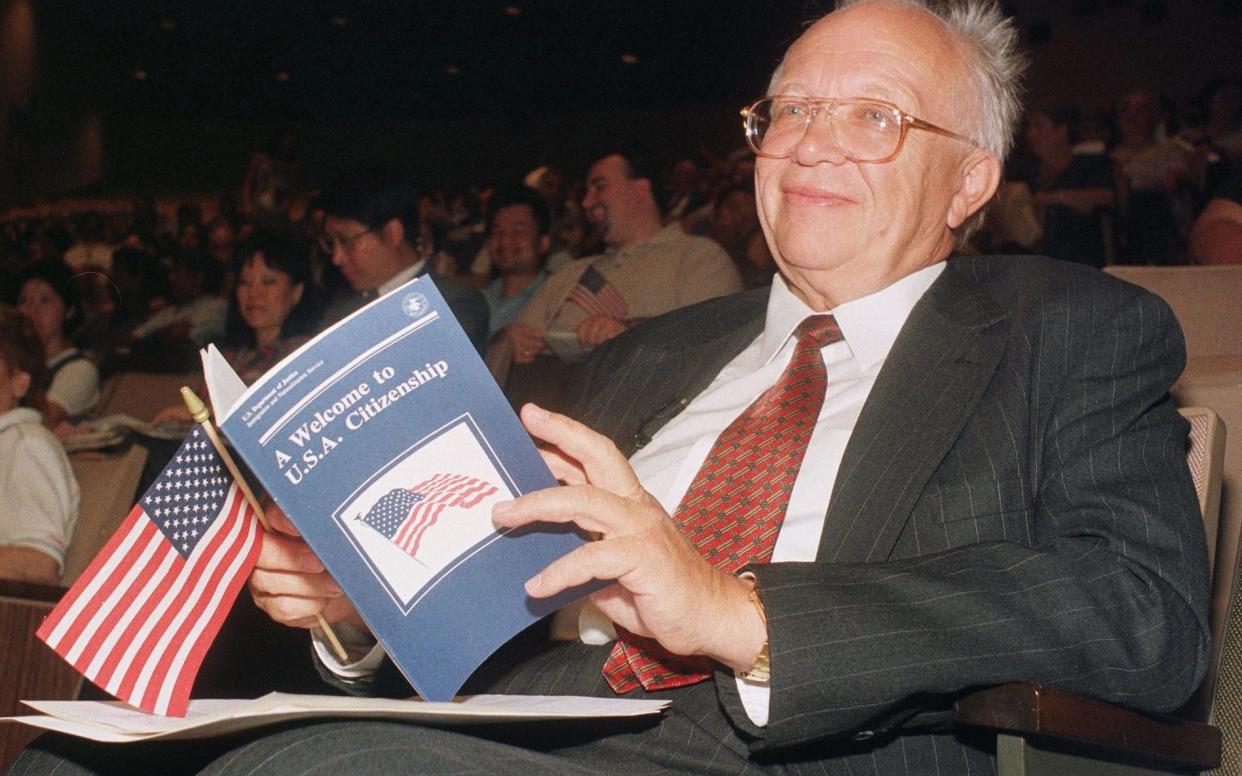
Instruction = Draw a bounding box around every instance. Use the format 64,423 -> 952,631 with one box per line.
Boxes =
210,277 -> 589,701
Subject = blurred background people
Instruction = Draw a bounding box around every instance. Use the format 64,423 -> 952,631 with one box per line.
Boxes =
0,305 -> 79,584
1023,98 -> 1117,267
481,186 -> 551,339
128,247 -> 228,370
1112,89 -> 1196,264
15,260 -> 100,430
315,168 -> 488,351
154,227 -> 319,422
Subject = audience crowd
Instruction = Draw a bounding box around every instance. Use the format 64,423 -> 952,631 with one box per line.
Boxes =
0,72 -> 1240,585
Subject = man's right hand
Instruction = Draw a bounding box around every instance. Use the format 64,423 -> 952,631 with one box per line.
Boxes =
505,322 -> 546,365
249,502 -> 367,632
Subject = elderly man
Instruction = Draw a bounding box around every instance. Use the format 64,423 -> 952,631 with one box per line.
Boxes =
505,148 -> 741,364
19,1 -> 1207,774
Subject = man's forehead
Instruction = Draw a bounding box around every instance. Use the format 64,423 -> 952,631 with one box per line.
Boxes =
589,155 -> 628,181
324,214 -> 367,234
494,204 -> 538,225
774,3 -> 962,105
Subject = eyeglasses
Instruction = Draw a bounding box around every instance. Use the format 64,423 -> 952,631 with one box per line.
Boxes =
318,227 -> 376,255
740,96 -> 976,163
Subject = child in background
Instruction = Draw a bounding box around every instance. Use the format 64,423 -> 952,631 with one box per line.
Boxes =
0,305 -> 79,584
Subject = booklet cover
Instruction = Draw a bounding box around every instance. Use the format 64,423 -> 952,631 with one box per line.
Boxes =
214,277 -> 590,701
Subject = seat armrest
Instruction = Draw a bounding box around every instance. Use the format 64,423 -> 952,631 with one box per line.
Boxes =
953,683 -> 1221,770
0,578 -> 66,606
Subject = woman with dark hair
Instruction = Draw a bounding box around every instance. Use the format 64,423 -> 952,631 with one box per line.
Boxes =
1024,98 -> 1117,267
0,304 -> 79,583
15,259 -> 100,429
154,229 -> 318,422
220,228 -> 317,381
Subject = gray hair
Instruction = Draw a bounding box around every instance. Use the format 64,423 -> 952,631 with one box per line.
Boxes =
770,0 -> 1027,163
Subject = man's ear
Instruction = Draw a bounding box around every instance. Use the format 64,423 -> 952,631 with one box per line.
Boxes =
381,218 -> 405,248
635,176 -> 654,200
947,151 -> 1002,230
538,234 -> 551,256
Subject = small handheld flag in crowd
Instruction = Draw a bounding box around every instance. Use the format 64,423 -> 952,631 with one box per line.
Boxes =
37,387 -> 347,717
37,424 -> 261,717
568,265 -> 628,320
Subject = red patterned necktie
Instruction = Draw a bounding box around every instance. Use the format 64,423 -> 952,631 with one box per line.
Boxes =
602,315 -> 843,693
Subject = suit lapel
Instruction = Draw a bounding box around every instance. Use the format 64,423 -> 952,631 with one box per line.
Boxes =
822,262 -> 1012,562
613,293 -> 766,458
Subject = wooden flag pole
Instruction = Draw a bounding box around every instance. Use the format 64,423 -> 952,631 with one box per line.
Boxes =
180,387 -> 350,664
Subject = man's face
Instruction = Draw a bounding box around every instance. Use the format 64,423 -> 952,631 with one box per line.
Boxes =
489,205 -> 548,274
324,215 -> 404,292
755,3 -> 986,309
581,155 -> 649,248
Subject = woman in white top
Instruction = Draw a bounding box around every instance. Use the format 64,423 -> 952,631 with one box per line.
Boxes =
16,259 -> 100,429
0,305 -> 80,584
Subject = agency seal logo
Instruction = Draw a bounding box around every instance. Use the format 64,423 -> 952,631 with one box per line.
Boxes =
401,293 -> 429,318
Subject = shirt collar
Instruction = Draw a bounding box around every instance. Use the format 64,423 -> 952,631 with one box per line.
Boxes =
0,407 -> 43,433
760,262 -> 946,368
376,259 -> 428,297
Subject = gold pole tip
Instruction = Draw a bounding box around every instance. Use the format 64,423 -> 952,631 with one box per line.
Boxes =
180,387 -> 211,424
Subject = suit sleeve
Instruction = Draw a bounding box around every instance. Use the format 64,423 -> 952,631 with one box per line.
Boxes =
432,276 -> 490,353
728,285 -> 1211,752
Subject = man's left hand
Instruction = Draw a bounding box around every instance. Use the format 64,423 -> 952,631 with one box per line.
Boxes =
575,315 -> 627,349
492,404 -> 765,672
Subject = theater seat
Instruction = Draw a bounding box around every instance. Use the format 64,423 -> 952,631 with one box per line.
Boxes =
62,444 -> 148,585
953,407 -> 1229,774
95,372 -> 200,422
0,580 -> 82,771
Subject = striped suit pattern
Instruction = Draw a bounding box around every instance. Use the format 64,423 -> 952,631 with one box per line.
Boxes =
22,255 -> 1204,775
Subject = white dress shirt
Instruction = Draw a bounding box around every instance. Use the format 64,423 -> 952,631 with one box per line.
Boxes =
376,260 -> 427,297
592,264 -> 945,724
316,263 -> 945,721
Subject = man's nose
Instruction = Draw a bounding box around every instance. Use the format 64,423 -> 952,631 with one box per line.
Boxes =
792,113 -> 850,166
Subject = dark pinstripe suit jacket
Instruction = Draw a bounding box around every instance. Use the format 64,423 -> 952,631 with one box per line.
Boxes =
373,255 -> 1211,773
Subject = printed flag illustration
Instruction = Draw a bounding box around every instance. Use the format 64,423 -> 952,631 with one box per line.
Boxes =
358,473 -> 498,558
568,265 -> 628,319
37,427 -> 262,717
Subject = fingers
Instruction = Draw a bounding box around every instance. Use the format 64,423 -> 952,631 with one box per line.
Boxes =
538,447 -> 587,485
251,565 -> 341,598
493,483 -> 628,535
250,531 -> 347,629
523,537 -> 640,598
505,323 -> 545,364
520,404 -> 643,498
263,502 -> 302,537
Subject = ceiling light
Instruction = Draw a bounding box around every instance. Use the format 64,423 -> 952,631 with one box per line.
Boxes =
503,5 -> 522,16
132,68 -> 148,81
275,70 -> 291,82
444,64 -> 460,76
329,14 -> 348,27
620,53 -> 639,65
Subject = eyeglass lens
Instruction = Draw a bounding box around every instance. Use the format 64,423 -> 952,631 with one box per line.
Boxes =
749,98 -> 902,161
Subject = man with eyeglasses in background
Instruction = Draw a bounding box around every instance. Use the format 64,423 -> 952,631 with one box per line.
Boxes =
315,168 -> 489,351
18,1 -> 1207,774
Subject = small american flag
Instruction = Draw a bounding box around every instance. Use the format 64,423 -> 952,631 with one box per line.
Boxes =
37,427 -> 261,717
358,474 -> 498,557
568,265 -> 628,319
